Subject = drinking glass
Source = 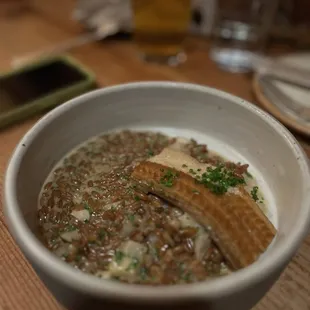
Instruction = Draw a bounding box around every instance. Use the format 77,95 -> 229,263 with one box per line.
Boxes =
210,0 -> 279,73
131,0 -> 191,66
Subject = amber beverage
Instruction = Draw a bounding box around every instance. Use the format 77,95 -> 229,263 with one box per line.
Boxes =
131,0 -> 191,65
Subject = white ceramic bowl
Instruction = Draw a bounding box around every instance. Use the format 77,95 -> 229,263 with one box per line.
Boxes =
4,82 -> 310,310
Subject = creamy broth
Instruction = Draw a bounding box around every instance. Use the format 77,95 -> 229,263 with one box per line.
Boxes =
38,130 -> 266,284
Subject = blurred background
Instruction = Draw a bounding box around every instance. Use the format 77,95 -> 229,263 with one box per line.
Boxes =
0,0 -> 310,130
1,0 -> 310,47
1,0 -> 310,68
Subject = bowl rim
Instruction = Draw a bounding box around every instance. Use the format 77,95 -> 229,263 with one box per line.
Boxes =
4,81 -> 310,302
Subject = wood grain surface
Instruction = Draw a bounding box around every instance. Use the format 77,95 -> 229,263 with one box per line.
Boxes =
0,2 -> 309,310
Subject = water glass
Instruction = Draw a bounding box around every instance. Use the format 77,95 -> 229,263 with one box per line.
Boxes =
210,0 -> 279,73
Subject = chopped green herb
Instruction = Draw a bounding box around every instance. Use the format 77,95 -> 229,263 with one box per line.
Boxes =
189,168 -> 196,175
66,224 -> 77,232
99,229 -> 106,240
111,205 -> 117,211
127,214 -> 135,223
139,266 -> 148,280
178,263 -> 191,281
182,164 -> 188,168
160,169 -> 178,187
251,186 -> 259,202
115,250 -> 125,263
126,188 -> 133,194
75,255 -> 82,262
147,150 -> 154,156
245,171 -> 253,178
150,247 -> 159,259
197,164 -> 245,195
134,195 -> 140,201
197,168 -> 201,172
84,203 -> 93,214
181,272 -> 191,281
127,258 -> 139,271
178,262 -> 185,271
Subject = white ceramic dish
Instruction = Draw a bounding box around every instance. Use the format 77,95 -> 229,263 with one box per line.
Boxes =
4,82 -> 310,310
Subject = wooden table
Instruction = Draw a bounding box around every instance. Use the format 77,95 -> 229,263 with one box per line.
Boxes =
0,3 -> 309,310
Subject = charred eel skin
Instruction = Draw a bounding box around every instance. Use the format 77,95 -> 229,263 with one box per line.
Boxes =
131,160 -> 276,270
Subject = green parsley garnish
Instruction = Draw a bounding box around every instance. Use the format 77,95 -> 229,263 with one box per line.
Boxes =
198,164 -> 245,195
245,171 -> 253,178
66,224 -> 77,232
182,164 -> 188,168
75,255 -> 82,262
178,263 -> 191,281
127,258 -> 139,271
251,186 -> 259,202
189,168 -> 196,175
84,203 -> 93,214
134,195 -> 140,201
127,214 -> 135,223
126,187 -> 133,194
150,247 -> 159,259
181,272 -> 191,281
160,169 -> 178,187
139,266 -> 148,280
115,250 -> 125,263
147,150 -> 154,156
98,229 -> 106,240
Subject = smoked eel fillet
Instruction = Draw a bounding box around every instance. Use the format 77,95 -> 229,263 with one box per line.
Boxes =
131,147 -> 277,270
